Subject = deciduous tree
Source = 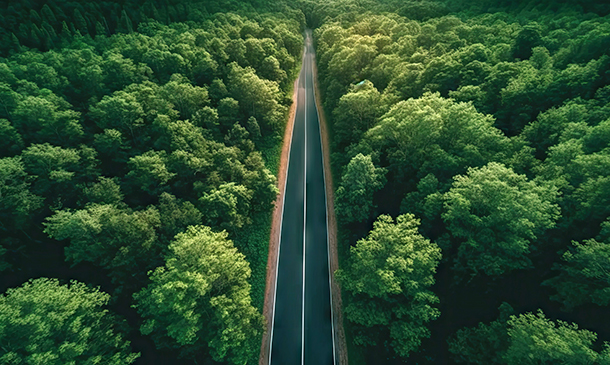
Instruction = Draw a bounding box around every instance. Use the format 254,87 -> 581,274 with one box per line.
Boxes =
337,214 -> 441,357
0,278 -> 139,365
133,225 -> 263,364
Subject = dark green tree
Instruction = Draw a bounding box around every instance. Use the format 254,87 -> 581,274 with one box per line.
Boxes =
543,223 -> 610,310
335,153 -> 386,224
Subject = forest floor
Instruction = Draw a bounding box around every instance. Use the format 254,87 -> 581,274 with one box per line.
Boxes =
260,42 -> 347,365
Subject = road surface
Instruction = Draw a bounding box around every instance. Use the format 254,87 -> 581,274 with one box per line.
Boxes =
268,30 -> 336,365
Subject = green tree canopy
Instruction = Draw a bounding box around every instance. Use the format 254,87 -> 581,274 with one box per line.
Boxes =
0,156 -> 43,229
335,153 -> 386,224
449,304 -> 610,364
132,225 -> 263,364
44,204 -> 161,287
337,214 -> 441,357
443,162 -> 560,277
0,278 -> 139,365
331,81 -> 384,152
543,224 -> 610,310
358,92 -> 509,184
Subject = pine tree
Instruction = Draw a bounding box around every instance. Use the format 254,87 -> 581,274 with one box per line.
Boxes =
117,10 -> 134,34
73,8 -> 88,34
41,4 -> 58,29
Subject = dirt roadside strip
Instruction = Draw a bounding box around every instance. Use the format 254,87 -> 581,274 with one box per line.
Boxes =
259,35 -> 348,365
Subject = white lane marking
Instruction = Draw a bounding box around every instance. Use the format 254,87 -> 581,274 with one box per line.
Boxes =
268,45 -> 305,365
301,45 -> 308,365
310,32 -> 338,365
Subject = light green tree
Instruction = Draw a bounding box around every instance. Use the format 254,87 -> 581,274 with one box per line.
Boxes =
133,225 -> 264,363
11,94 -> 83,145
360,93 -> 508,183
332,82 -> 383,151
126,150 -> 176,195
227,62 -> 285,132
199,182 -> 253,231
504,311 -> 603,365
0,278 -> 139,364
337,214 -> 441,357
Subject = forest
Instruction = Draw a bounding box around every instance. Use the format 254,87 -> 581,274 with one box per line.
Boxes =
2,0 -> 610,364
315,0 -> 610,363
0,0 -> 303,363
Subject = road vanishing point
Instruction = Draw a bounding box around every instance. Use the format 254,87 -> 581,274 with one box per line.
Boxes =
268,30 -> 336,365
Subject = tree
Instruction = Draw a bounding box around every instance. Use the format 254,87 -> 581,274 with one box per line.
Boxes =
199,182 -> 253,232
101,52 -> 151,92
132,225 -> 264,364
227,62 -> 285,133
337,214 -> 441,357
21,143 -> 99,203
83,176 -> 123,205
11,94 -> 83,145
0,278 -> 139,364
449,304 -> 610,364
0,118 -> 24,156
335,153 -> 386,224
0,157 -> 43,229
448,303 -> 514,364
331,81 -> 383,151
442,162 -> 560,277
90,90 -> 145,142
543,229 -> 610,310
44,204 -> 162,287
125,150 -> 175,195
157,192 -> 203,243
359,93 -> 508,184
512,23 -> 543,60
160,75 -> 210,120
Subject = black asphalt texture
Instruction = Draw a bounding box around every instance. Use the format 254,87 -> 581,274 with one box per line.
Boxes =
269,30 -> 335,365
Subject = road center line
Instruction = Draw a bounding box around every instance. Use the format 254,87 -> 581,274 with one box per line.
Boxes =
301,49 -> 308,365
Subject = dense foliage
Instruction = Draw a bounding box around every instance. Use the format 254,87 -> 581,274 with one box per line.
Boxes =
5,0 -> 610,363
133,226 -> 263,364
0,278 -> 139,365
337,214 -> 441,357
313,0 -> 610,362
0,1 -> 302,363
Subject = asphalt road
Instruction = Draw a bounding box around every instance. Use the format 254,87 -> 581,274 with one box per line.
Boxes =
269,30 -> 335,365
